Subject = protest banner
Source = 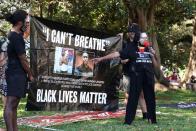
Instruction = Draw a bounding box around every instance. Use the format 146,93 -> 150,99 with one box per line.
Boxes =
26,17 -> 122,111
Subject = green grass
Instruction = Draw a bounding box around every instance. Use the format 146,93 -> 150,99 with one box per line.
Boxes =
1,89 -> 196,131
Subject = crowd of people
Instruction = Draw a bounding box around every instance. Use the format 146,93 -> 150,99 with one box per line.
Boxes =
162,67 -> 195,89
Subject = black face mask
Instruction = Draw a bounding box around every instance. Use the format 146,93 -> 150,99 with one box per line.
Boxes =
20,21 -> 27,32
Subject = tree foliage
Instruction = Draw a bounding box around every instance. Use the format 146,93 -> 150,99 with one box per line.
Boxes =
0,0 -> 30,35
0,0 -> 195,82
156,0 -> 195,70
29,0 -> 127,34
158,21 -> 192,70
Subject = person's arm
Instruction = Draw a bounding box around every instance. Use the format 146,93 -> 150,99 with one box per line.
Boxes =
18,54 -> 34,81
168,75 -> 172,81
151,55 -> 158,68
0,53 -> 6,66
92,52 -> 120,64
149,47 -> 158,68
121,59 -> 129,64
14,35 -> 34,81
177,74 -> 181,82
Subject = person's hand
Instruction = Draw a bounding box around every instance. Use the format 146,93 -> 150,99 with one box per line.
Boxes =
29,75 -> 34,82
148,47 -> 156,58
149,47 -> 155,55
91,57 -> 102,64
121,59 -> 129,64
117,33 -> 123,37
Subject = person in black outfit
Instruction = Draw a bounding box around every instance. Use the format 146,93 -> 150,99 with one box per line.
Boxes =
121,34 -> 147,120
4,10 -> 34,131
93,23 -> 157,125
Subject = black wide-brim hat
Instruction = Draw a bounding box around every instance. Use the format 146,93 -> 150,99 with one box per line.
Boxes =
128,23 -> 140,33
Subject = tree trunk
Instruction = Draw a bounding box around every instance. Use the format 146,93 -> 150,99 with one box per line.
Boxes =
39,2 -> 43,18
146,5 -> 170,86
181,17 -> 196,86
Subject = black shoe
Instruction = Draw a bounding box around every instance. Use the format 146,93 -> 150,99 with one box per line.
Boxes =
148,119 -> 157,124
142,112 -> 148,119
124,122 -> 131,125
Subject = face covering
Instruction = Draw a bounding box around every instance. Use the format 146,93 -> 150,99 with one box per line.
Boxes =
20,21 -> 27,32
139,33 -> 148,46
139,39 -> 145,45
140,40 -> 150,47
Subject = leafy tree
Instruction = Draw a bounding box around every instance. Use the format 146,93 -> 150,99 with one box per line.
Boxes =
122,0 -> 195,86
155,0 -> 195,85
0,0 -> 195,86
158,21 -> 192,70
182,16 -> 196,85
0,0 -> 30,35
30,0 -> 127,34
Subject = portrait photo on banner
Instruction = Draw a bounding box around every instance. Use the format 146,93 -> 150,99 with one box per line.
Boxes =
74,51 -> 94,77
53,47 -> 74,75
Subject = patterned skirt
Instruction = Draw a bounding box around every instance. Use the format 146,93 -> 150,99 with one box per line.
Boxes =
0,65 -> 7,96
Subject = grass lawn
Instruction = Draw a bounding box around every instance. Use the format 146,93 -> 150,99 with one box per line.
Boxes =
1,89 -> 196,131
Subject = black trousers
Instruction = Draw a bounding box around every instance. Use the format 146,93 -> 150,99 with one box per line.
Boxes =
125,70 -> 156,124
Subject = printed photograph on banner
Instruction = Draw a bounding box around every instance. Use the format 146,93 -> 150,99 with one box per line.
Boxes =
53,47 -> 74,75
74,51 -> 94,77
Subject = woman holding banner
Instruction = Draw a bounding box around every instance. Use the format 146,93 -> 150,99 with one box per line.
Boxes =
4,10 -> 34,130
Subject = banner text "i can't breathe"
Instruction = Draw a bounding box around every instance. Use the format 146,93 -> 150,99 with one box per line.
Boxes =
43,27 -> 110,51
